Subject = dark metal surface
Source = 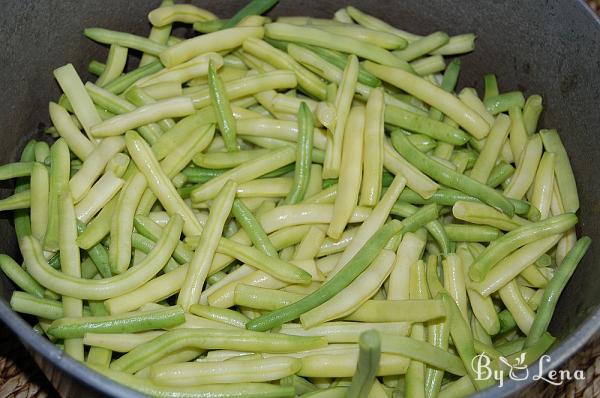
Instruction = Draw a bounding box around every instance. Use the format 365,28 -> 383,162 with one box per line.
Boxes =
0,1 -> 598,397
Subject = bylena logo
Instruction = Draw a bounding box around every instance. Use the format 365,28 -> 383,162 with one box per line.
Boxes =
471,352 -> 585,388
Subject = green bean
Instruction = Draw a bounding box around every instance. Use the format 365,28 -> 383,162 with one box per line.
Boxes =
525,237 -> 591,348
126,131 -> 202,236
142,81 -> 182,100
0,254 -> 45,298
161,27 -> 264,68
53,63 -> 101,139
188,304 -> 249,329
178,181 -> 236,311
222,0 -> 278,28
391,131 -> 514,216
486,161 -> 515,188
457,88 -> 495,126
69,136 -> 125,202
265,23 -> 408,68
281,321 -> 409,344
271,93 -> 318,115
76,194 -> 117,250
364,62 -> 490,139
131,233 -> 179,272
452,201 -> 528,231
48,102 -> 94,160
411,55 -> 446,76
328,106 -> 364,238
360,87 -> 385,206
300,44 -> 383,87
76,222 -> 111,278
299,352 -> 408,378
469,114 -> 511,183
390,202 -> 442,237
232,199 -> 278,257
85,301 -> 113,367
385,105 -> 470,145
301,249 -> 395,328
393,31 -> 449,61
281,375 -> 317,396
468,213 -> 577,282
0,162 -> 34,180
344,6 -> 420,42
111,328 -> 326,374
91,98 -> 194,137
437,376 -> 475,398
0,190 -> 30,211
193,19 -> 228,33
75,170 -> 124,224
246,220 -> 403,331
329,176 -> 406,277
540,129 -> 579,213
237,283 -> 444,322
182,166 -> 227,184
96,44 -> 128,87
442,254 -> 467,322
88,59 -> 105,75
407,258 -> 435,397
497,309 -> 517,334
123,87 -> 175,132
283,102 -> 313,204
216,237 -> 312,284
13,140 -> 36,240
506,108 -> 528,166
148,4 -> 215,27
428,33 -> 475,55
107,267 -> 185,315
483,74 -> 499,101
243,38 -> 326,99
314,25 -> 407,50
153,356 -> 301,386
93,365 -> 296,398
531,152 -> 555,219
187,70 -> 297,109
398,187 -> 527,215
194,149 -> 269,169
347,330 -> 381,398
208,61 -> 238,151
84,28 -> 167,55
237,115 -> 326,146
498,279 -> 534,334
323,55 -> 358,179
104,61 -> 164,95
474,234 -> 560,296
191,146 -> 295,202
423,256 -> 449,398
457,246 -> 500,336
523,94 -> 543,134
483,91 -> 525,115
443,224 -> 502,242
136,123 -> 216,215
138,0 -> 174,66
135,216 -> 192,264
48,305 -> 185,339
386,232 -> 426,301
57,189 -> 84,359
440,293 -> 494,391
20,214 -> 182,300
380,335 -> 465,377
44,139 -> 71,252
10,291 -> 66,320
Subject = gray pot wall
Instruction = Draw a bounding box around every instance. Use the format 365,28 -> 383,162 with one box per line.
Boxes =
0,1 -> 598,397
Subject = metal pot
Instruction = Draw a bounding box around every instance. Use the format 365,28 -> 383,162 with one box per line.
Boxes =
0,1 -> 598,396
